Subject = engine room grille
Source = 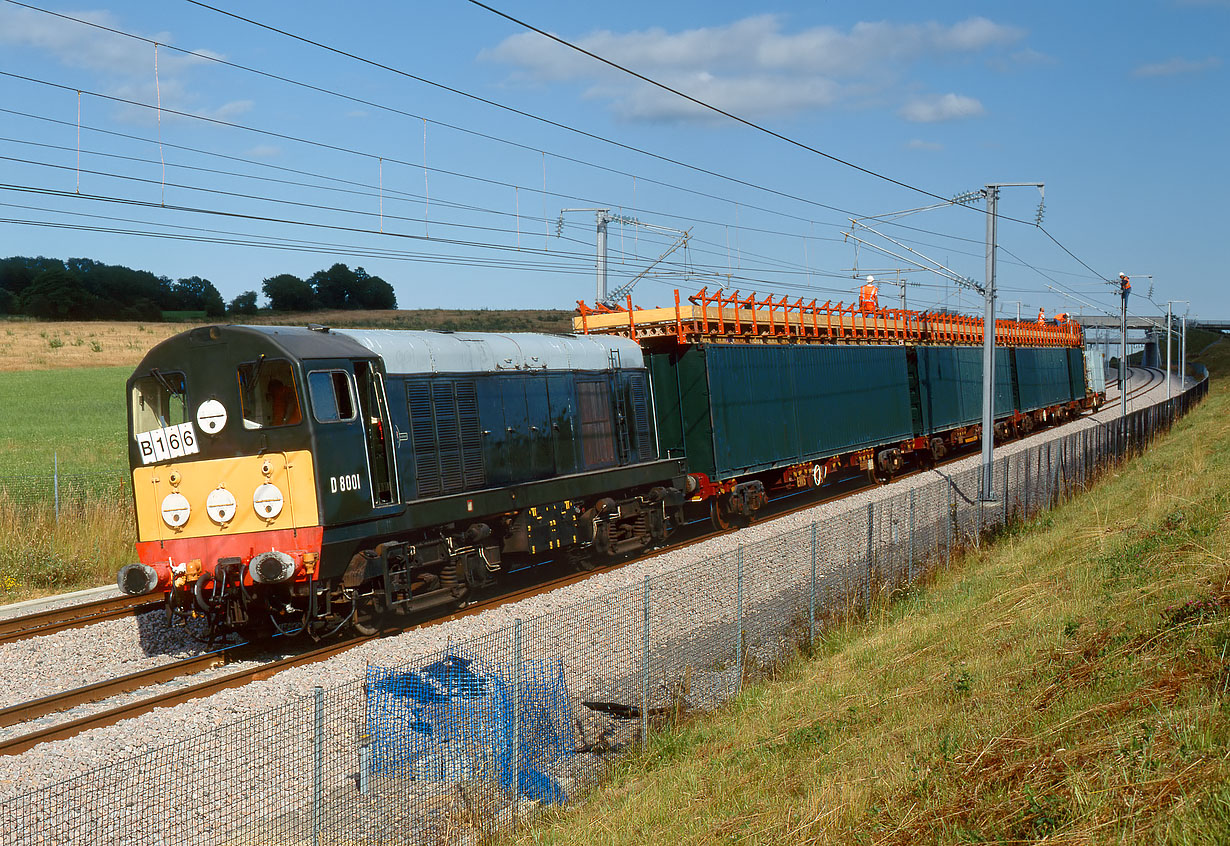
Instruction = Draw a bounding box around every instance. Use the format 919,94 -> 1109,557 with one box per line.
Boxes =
407,378 -> 485,498
628,372 -> 653,462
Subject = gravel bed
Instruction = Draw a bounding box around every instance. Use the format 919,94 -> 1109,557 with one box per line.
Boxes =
0,368 -> 1185,843
0,613 -> 221,710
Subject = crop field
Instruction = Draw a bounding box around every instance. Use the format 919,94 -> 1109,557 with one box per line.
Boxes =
0,320 -> 195,372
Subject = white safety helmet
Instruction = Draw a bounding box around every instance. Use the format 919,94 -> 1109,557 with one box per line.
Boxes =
866,275 -> 875,284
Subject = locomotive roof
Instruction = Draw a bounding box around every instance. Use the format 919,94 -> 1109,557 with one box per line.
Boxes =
225,326 -> 644,374
332,328 -> 645,374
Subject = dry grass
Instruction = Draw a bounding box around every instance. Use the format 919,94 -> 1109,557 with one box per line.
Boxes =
0,492 -> 134,599
503,387 -> 1230,844
0,309 -> 574,372
0,319 -> 199,371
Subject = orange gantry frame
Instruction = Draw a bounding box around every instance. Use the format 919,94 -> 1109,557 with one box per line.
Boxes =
573,287 -> 1084,349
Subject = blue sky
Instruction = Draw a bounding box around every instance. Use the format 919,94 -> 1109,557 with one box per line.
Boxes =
0,0 -> 1225,323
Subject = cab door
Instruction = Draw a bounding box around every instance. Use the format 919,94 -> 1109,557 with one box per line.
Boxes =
304,358 -> 399,526
354,360 -> 399,508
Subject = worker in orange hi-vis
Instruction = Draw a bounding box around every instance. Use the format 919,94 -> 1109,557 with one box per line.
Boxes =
858,275 -> 879,313
1037,307 -> 1046,324
1055,312 -> 1070,323
1119,272 -> 1131,305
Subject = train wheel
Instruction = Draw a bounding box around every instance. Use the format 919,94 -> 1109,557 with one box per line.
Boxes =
353,589 -> 390,636
867,465 -> 892,485
710,498 -> 732,530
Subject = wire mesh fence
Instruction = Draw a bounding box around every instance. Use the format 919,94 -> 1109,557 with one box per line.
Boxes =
0,467 -> 130,514
0,373 -> 1209,846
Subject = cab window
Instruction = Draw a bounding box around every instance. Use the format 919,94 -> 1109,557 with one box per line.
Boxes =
131,370 -> 186,435
238,358 -> 302,429
308,370 -> 357,423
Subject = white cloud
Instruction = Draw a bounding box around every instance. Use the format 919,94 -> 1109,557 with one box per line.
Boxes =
1012,48 -> 1057,66
907,139 -> 943,151
482,14 -> 1023,122
244,144 -> 282,159
0,5 -> 242,125
900,93 -> 985,123
1133,56 -> 1221,77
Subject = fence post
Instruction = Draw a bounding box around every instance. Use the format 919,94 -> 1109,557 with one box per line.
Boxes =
512,617 -> 522,803
53,452 -> 60,525
313,685 -> 323,846
1003,456 -> 1010,526
809,522 -> 817,645
1024,446 -> 1030,518
908,488 -> 915,585
357,736 -> 370,797
641,576 -> 649,747
736,547 -> 744,694
945,484 -> 952,569
865,502 -> 874,616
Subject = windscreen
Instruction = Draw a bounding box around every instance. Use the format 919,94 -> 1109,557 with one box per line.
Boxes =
131,370 -> 198,464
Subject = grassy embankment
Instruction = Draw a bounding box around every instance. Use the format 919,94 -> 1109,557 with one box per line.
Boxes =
0,309 -> 574,601
504,355 -> 1230,843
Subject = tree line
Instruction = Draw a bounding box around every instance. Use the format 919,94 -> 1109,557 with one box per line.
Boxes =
0,257 -> 398,320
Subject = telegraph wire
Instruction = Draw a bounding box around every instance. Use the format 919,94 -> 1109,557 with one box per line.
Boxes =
2,0 -> 861,229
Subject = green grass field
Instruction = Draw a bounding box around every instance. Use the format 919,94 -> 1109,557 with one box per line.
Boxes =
0,366 -> 131,478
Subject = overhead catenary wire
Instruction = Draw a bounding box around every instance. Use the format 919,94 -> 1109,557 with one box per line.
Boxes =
6,0 -> 861,226
2,123 -> 1110,309
166,0 -> 1109,269
461,0 -> 1120,285
2,0 -> 1001,262
0,76 -> 1107,294
0,2 -> 1119,302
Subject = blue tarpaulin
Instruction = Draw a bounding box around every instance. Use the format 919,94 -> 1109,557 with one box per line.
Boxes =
365,653 -> 574,803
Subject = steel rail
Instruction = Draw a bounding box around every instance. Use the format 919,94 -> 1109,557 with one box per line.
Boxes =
0,569 -> 619,757
0,595 -> 162,646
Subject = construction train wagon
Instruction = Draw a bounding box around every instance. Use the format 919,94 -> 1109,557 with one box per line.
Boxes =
578,289 -> 1101,528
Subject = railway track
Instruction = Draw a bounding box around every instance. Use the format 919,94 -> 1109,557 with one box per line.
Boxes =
0,594 -> 161,646
1092,366 -> 1165,418
1,372 -> 1168,757
0,565 -> 630,757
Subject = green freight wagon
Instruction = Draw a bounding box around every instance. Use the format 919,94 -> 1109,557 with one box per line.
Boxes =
1015,348 -> 1075,410
648,344 -> 914,481
913,346 -> 1015,433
